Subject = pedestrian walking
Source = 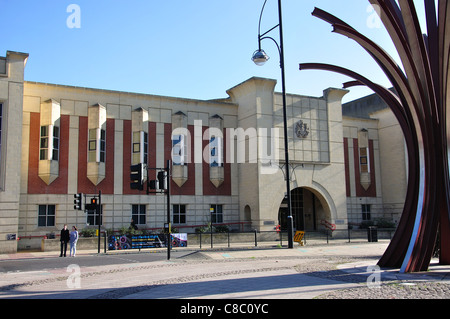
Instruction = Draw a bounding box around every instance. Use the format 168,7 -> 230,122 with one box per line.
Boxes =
59,224 -> 70,257
70,226 -> 79,257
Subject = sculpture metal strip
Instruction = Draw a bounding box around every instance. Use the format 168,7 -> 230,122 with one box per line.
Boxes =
300,0 -> 450,272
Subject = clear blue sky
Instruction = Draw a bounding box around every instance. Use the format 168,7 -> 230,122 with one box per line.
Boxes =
0,0 -> 428,103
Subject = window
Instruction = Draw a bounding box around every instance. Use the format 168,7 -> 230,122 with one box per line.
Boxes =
209,136 -> 223,167
172,134 -> 186,165
173,204 -> 186,224
210,204 -> 223,223
86,204 -> 102,226
38,205 -> 56,227
40,126 -> 49,160
100,129 -> 106,162
132,204 -> 146,225
362,204 -> 371,221
132,131 -> 148,164
53,126 -> 60,161
359,147 -> 370,173
88,129 -> 96,162
88,128 -> 106,163
133,132 -> 140,153
40,125 -> 60,161
143,132 -> 148,164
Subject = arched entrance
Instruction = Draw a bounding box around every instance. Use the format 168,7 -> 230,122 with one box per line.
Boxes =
278,187 -> 330,231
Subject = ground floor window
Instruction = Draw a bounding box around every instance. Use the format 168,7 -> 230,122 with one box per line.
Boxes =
362,204 -> 371,221
38,205 -> 55,227
173,204 -> 186,224
210,204 -> 223,223
86,205 -> 102,226
132,204 -> 146,225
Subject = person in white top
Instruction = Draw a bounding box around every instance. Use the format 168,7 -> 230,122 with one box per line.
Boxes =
69,226 -> 79,257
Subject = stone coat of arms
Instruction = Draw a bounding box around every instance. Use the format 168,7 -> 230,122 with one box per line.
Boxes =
295,120 -> 309,138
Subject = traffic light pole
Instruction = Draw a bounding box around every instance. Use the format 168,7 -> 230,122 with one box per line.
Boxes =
144,161 -> 171,260
166,160 -> 171,261
74,191 -> 102,253
130,159 -> 171,260
98,190 -> 102,254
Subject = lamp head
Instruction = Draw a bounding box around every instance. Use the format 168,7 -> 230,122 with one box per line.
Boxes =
252,49 -> 270,66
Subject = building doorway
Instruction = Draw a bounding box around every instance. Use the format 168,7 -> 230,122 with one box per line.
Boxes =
278,187 -> 328,231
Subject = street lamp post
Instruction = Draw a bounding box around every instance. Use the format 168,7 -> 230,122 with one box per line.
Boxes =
252,0 -> 294,248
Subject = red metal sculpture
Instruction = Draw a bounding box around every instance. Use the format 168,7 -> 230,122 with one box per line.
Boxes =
300,0 -> 450,272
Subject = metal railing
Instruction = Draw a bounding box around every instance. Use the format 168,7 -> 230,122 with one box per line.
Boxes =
181,227 -> 394,249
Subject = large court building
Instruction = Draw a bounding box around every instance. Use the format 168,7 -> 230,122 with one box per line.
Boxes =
0,51 -> 407,253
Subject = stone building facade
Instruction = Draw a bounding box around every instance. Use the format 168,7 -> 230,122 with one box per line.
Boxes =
0,51 -> 28,253
0,51 -> 407,252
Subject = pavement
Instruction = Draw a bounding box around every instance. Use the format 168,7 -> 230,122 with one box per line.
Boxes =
0,240 -> 449,303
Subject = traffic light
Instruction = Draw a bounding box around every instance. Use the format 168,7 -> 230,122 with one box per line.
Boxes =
148,179 -> 158,190
157,170 -> 167,190
130,163 -> 144,190
73,193 -> 83,210
85,197 -> 99,211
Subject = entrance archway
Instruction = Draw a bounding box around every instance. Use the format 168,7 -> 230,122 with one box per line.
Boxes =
278,187 -> 330,231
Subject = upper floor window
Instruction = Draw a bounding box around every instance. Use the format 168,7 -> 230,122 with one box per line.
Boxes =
40,125 -> 60,161
53,126 -> 60,160
132,131 -> 148,165
358,129 -> 370,174
359,147 -> 370,173
172,134 -> 187,165
88,128 -> 106,163
209,136 -> 223,167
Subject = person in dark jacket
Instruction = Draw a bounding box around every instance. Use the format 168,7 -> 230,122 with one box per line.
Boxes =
129,219 -> 138,231
60,224 -> 70,257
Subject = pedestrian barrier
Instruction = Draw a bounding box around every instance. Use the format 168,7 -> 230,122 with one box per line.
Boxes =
36,227 -> 394,252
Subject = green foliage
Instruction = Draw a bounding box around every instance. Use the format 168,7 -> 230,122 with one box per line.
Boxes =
359,220 -> 375,229
79,228 -> 96,237
195,226 -> 208,233
214,225 -> 230,233
373,218 -> 396,228
117,226 -> 151,236
360,218 -> 396,229
195,223 -> 229,233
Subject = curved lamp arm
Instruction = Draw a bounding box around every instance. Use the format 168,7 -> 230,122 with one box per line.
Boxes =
252,0 -> 282,66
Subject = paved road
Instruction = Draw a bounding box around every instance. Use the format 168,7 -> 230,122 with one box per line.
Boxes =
0,241 -> 449,306
0,250 -> 190,273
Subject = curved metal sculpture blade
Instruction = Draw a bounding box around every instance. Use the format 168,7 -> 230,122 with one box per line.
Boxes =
301,1 -> 450,272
